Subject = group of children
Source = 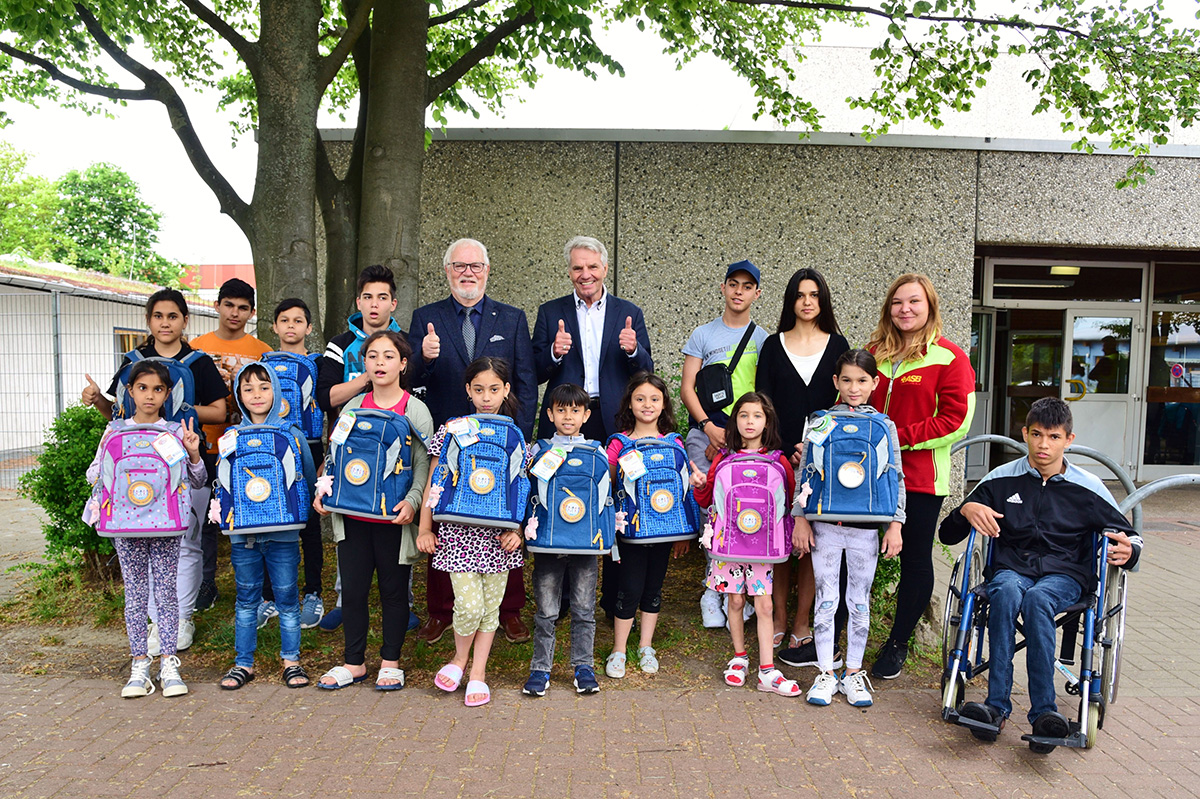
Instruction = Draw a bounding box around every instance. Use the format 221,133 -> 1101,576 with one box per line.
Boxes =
81,269 -> 906,710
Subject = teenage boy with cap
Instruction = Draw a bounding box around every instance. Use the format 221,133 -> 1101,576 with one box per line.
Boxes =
679,260 -> 769,629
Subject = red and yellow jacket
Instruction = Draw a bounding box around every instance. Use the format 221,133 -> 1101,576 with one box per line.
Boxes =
869,336 -> 976,496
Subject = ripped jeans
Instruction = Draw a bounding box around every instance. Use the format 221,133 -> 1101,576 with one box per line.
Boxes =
811,522 -> 879,671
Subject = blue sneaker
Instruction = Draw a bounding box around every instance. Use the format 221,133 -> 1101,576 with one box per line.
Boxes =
522,670 -> 550,697
300,593 -> 324,630
318,606 -> 342,632
573,665 -> 600,694
407,611 -> 421,632
256,600 -> 278,630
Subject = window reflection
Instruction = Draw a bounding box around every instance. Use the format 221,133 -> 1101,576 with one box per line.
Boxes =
1144,311 -> 1200,465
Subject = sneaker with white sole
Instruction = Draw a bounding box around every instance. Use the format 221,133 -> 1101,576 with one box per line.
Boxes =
256,600 -> 278,629
300,593 -> 324,630
700,589 -> 726,629
839,670 -> 874,707
146,622 -> 161,658
605,651 -> 627,679
121,657 -> 156,698
176,618 -> 195,651
638,646 -> 659,674
806,672 -> 839,705
159,654 -> 189,697
757,668 -> 802,697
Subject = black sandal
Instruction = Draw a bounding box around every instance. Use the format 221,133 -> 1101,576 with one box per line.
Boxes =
218,666 -> 255,690
282,664 -> 310,689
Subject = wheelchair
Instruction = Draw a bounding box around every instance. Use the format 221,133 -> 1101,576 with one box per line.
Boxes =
940,434 -> 1200,750
939,524 -> 1127,750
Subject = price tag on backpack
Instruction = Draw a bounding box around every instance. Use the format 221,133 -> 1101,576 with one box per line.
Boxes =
218,429 -> 238,459
448,416 -> 479,447
618,449 -> 646,481
330,411 -> 356,446
531,447 -> 567,481
806,415 -> 837,446
152,432 -> 187,466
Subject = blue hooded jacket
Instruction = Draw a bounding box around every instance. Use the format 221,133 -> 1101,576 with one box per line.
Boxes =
226,362 -> 317,544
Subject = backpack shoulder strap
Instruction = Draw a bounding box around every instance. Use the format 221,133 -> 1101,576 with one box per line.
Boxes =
725,322 -> 757,374
126,349 -> 144,364
179,349 -> 203,367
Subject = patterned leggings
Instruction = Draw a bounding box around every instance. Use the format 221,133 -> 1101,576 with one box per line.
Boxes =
115,536 -> 181,657
811,522 -> 879,671
449,572 -> 508,637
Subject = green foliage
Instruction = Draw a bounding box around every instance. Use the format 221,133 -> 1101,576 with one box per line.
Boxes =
18,405 -> 113,577
55,162 -> 182,285
0,141 -> 69,260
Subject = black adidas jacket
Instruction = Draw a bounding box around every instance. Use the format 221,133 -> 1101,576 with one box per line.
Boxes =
939,457 -> 1141,590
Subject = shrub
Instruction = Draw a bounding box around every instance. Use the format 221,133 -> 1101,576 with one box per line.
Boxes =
18,405 -> 113,579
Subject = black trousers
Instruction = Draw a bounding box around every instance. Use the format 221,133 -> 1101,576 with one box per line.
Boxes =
886,492 -> 944,646
339,516 -> 410,664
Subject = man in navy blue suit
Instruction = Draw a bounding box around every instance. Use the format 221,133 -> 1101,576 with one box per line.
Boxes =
408,238 -> 536,644
531,236 -> 653,441
532,236 -> 654,620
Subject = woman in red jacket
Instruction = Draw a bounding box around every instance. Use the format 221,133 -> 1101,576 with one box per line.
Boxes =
866,274 -> 975,680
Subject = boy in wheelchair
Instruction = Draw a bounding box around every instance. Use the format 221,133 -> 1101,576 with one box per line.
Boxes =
939,397 -> 1141,749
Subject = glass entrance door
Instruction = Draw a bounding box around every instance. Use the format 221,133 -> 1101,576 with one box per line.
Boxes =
1062,312 -> 1141,478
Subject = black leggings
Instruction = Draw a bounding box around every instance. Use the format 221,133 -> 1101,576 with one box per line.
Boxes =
613,541 -> 673,619
887,492 -> 944,647
339,516 -> 411,664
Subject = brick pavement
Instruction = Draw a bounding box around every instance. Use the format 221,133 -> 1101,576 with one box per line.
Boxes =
1,500 -> 1196,798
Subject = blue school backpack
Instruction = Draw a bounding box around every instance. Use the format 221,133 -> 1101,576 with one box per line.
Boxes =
527,440 -> 615,555
260,351 -> 324,442
324,395 -> 420,521
611,432 -> 702,544
214,425 -> 310,534
431,414 -> 529,531
800,410 -> 900,523
113,349 -> 203,427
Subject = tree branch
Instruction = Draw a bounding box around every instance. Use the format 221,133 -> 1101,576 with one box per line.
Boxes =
318,0 -> 376,92
0,41 -> 154,101
426,8 -> 535,105
429,0 -> 490,27
722,0 -> 1091,42
73,4 -> 253,232
177,0 -> 260,75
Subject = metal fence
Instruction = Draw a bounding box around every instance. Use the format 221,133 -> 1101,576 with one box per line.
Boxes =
0,288 -> 246,490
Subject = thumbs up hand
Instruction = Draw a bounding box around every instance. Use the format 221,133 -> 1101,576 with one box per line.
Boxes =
619,316 -> 637,354
422,322 -> 440,362
553,318 -> 573,358
81,373 -> 101,407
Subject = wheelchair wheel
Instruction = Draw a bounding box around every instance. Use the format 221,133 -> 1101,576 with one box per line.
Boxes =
1082,696 -> 1106,749
941,553 -> 965,668
1099,567 -> 1128,706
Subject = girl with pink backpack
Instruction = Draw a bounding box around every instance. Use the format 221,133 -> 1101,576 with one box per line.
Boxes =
695,392 -> 801,697
84,360 -> 208,698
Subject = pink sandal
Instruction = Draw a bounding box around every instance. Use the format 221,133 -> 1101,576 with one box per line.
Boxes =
434,664 -> 463,692
464,680 -> 491,707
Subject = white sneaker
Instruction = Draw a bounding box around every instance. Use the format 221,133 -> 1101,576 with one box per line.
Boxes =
121,658 -> 155,698
700,589 -> 726,628
807,672 -> 839,706
638,646 -> 659,674
159,655 -> 189,697
757,667 -> 801,697
176,618 -> 195,651
605,651 -> 627,679
146,622 -> 161,658
840,670 -> 874,707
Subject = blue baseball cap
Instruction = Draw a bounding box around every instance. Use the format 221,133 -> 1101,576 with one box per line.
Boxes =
725,259 -> 761,285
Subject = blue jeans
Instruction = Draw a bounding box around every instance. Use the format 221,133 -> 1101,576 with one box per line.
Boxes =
230,538 -> 301,668
531,553 -> 598,671
985,569 -> 1082,724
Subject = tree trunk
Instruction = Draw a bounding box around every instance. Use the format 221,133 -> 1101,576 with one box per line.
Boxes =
356,0 -> 428,327
319,0 -> 371,344
249,0 -> 324,347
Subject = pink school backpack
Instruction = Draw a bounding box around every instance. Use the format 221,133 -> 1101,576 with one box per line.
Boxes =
706,451 -> 793,564
93,424 -> 191,537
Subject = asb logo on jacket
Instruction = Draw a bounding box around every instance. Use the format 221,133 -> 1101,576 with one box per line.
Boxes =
901,374 -> 923,384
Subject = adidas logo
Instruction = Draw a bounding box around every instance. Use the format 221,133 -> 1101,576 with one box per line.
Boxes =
1006,493 -> 1023,504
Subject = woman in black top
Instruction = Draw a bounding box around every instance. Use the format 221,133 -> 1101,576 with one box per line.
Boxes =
755,268 -> 849,662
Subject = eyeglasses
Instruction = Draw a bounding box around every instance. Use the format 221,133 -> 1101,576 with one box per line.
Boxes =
448,262 -> 487,274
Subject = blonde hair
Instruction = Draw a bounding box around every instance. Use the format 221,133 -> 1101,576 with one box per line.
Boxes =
867,273 -> 944,365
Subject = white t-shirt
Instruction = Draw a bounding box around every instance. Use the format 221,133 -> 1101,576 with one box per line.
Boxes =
781,333 -> 829,384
